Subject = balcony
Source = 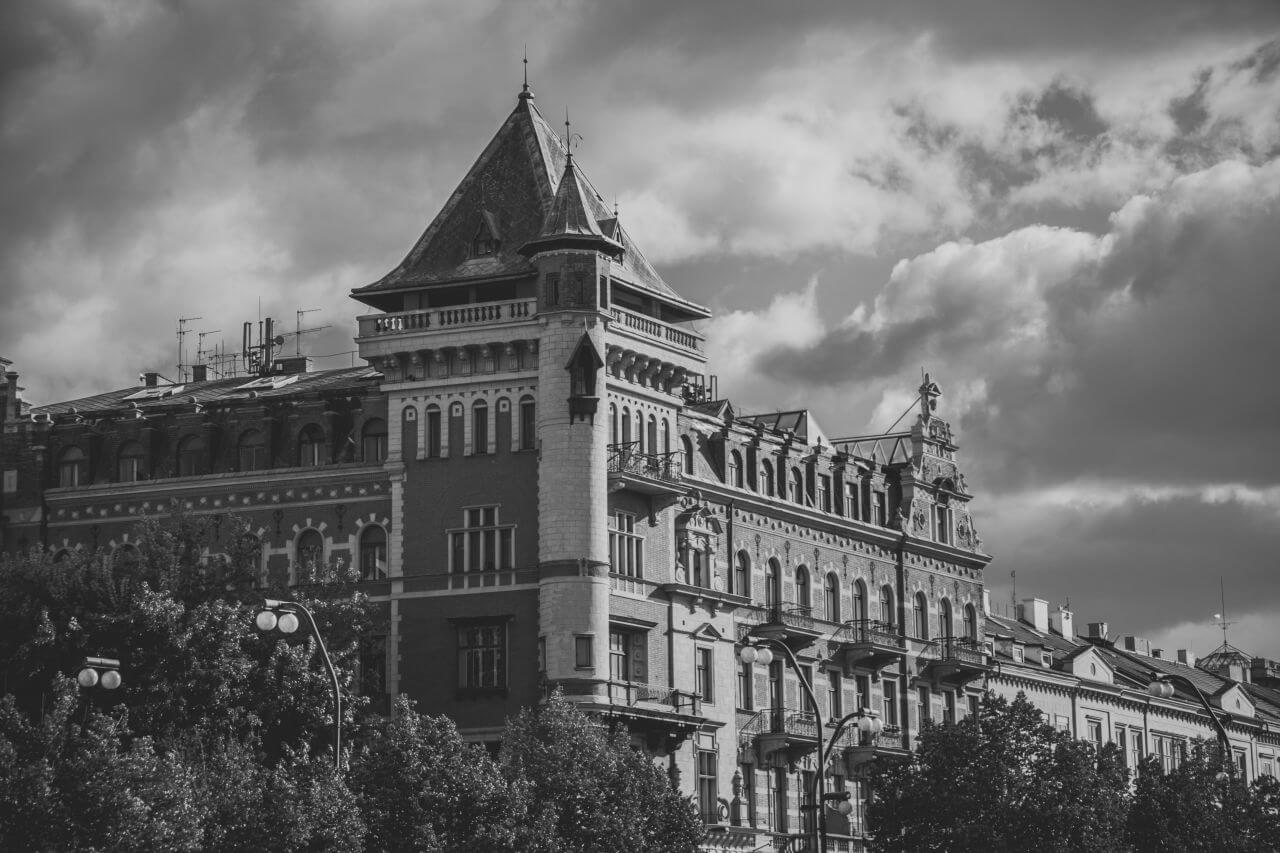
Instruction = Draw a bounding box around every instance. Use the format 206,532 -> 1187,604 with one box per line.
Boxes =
598,681 -> 709,750
608,306 -> 704,356
740,706 -> 820,769
827,620 -> 908,675
739,603 -> 824,652
836,724 -> 909,773
356,298 -> 537,340
607,443 -> 686,497
919,637 -> 992,685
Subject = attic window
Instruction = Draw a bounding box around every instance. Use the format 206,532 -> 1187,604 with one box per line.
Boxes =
470,216 -> 500,258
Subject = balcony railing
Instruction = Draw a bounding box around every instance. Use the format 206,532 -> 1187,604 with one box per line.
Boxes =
929,636 -> 987,665
607,442 -> 683,483
769,603 -> 815,632
741,706 -> 821,741
606,680 -> 702,715
830,619 -> 904,649
357,298 -> 536,338
608,306 -> 704,354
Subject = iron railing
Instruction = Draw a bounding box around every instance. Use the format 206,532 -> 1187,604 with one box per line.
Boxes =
923,636 -> 988,666
828,619 -> 905,651
740,706 -> 821,741
606,680 -> 702,715
607,442 -> 683,483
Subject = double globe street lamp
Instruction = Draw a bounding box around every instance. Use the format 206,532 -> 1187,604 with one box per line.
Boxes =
256,598 -> 342,772
76,656 -> 123,691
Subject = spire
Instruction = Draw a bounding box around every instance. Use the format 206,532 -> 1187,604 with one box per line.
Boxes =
519,133 -> 622,259
519,45 -> 533,100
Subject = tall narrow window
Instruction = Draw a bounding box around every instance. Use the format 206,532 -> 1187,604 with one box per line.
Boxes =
844,478 -> 859,518
795,566 -> 811,610
944,691 -> 956,724
681,435 -> 695,475
728,450 -> 742,488
828,670 -> 843,718
647,415 -> 657,455
771,769 -> 788,833
58,446 -> 85,487
963,603 -> 977,641
882,679 -> 899,727
610,404 -> 619,444
608,511 -> 643,578
448,506 -> 515,572
295,529 -> 324,571
872,491 -> 887,526
760,460 -> 774,496
698,750 -> 719,824
935,495 -> 951,544
426,405 -> 442,457
116,440 -> 145,482
914,593 -> 928,639
789,467 -> 803,503
622,408 -> 632,445
609,630 -> 632,682
765,559 -> 781,608
880,585 -> 896,628
176,435 -> 204,477
734,550 -> 750,598
472,402 -> 488,455
519,396 -> 536,450
359,525 -> 387,581
661,419 -> 670,455
457,623 -> 506,689
853,580 -> 867,623
738,661 -> 754,710
238,429 -> 266,472
940,599 -> 954,639
825,572 -> 840,622
695,647 -> 714,703
359,635 -> 390,715
298,425 -> 325,467
817,474 -> 831,512
362,418 -> 387,463
575,635 -> 593,669
918,686 -> 931,724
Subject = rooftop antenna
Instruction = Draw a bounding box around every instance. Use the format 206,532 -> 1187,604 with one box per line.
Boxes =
177,316 -> 202,382
196,329 -> 221,366
1212,577 -> 1236,647
294,308 -> 328,356
1011,569 -> 1017,613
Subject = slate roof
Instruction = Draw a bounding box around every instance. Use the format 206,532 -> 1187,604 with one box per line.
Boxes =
351,90 -> 708,319
32,367 -> 381,418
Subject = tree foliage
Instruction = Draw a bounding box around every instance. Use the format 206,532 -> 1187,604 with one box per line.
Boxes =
868,692 -> 1130,853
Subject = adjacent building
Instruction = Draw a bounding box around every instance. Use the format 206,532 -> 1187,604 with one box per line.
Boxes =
2,84 -> 1277,852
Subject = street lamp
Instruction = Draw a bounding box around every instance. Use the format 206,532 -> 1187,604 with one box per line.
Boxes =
256,599 -> 342,772
739,639 -> 825,853
1147,671 -> 1233,779
77,656 -> 123,691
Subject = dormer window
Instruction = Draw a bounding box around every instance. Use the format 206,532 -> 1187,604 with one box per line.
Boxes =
470,213 -> 501,258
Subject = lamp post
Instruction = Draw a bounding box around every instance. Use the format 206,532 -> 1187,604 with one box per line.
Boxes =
739,639 -> 826,853
1147,671 -> 1233,781
75,656 -> 123,731
256,598 -> 342,772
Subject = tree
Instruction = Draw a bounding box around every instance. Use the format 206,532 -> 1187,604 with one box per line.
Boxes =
1127,743 -> 1278,853
348,696 -> 523,852
867,691 -> 1130,853
499,692 -> 705,853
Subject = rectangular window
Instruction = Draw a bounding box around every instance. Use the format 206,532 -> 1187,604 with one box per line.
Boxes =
917,686 -> 930,724
817,475 -> 831,512
740,765 -> 756,826
739,662 -> 754,711
698,750 -> 718,824
608,511 -> 643,578
882,679 -> 899,727
935,504 -> 950,544
575,635 -> 593,669
426,409 -> 442,457
1260,756 -> 1274,778
771,769 -> 788,833
1130,728 -> 1143,770
844,479 -> 859,518
359,635 -> 390,715
799,664 -> 814,703
457,623 -> 506,690
520,400 -> 536,450
943,691 -> 956,725
800,769 -> 816,840
1055,714 -> 1071,732
872,491 -> 886,526
609,630 -> 631,682
448,506 -> 515,572
363,432 -> 387,464
1087,719 -> 1103,748
1115,726 -> 1128,767
828,670 -> 843,718
856,675 -> 872,713
696,647 -> 714,703
2,470 -> 15,493
967,694 -> 980,719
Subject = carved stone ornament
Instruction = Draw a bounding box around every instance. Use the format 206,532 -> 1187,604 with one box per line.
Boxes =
956,514 -> 977,549
910,501 -> 929,533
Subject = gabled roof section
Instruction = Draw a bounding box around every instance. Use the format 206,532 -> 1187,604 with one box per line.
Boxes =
736,410 -> 832,448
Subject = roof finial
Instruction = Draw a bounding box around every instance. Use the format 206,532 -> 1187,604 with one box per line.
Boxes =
1213,577 -> 1236,648
519,46 -> 533,100
563,108 -> 582,166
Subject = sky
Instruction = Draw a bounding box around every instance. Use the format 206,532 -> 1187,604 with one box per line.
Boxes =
3,0 -> 1279,657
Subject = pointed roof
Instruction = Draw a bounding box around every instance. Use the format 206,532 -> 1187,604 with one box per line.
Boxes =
519,157 -> 622,257
351,91 -> 708,319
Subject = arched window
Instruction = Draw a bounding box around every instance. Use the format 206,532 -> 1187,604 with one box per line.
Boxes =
963,603 -> 978,642
647,415 -> 657,455
298,425 -> 325,467
471,402 -> 488,455
789,467 -> 803,503
610,404 -> 619,445
760,460 -> 774,496
940,598 -> 954,639
363,418 -> 388,463
622,408 -> 632,446
914,592 -> 928,639
519,395 -> 536,451
795,565 -> 811,610
729,450 -> 743,488
426,404 -> 442,457
359,525 -> 387,581
177,434 -> 205,477
681,435 -> 694,475
765,559 -> 781,608
58,446 -> 85,487
880,585 -> 896,628
112,543 -> 140,569
734,550 -> 750,597
239,532 -> 263,578
295,529 -> 324,571
853,580 -> 868,622
825,572 -> 840,623
635,411 -> 644,454
238,429 -> 266,472
116,440 -> 145,482
660,419 -> 670,455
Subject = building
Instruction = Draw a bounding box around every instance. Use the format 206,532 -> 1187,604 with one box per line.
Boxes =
2,83 -> 1276,852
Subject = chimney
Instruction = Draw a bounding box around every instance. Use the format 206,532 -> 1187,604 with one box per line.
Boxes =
1019,598 -> 1049,633
1086,621 -> 1109,640
1152,648 -> 1164,660
144,372 -> 160,387
1177,649 -> 1197,667
1050,605 -> 1075,640
191,364 -> 208,383
272,356 -> 312,375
